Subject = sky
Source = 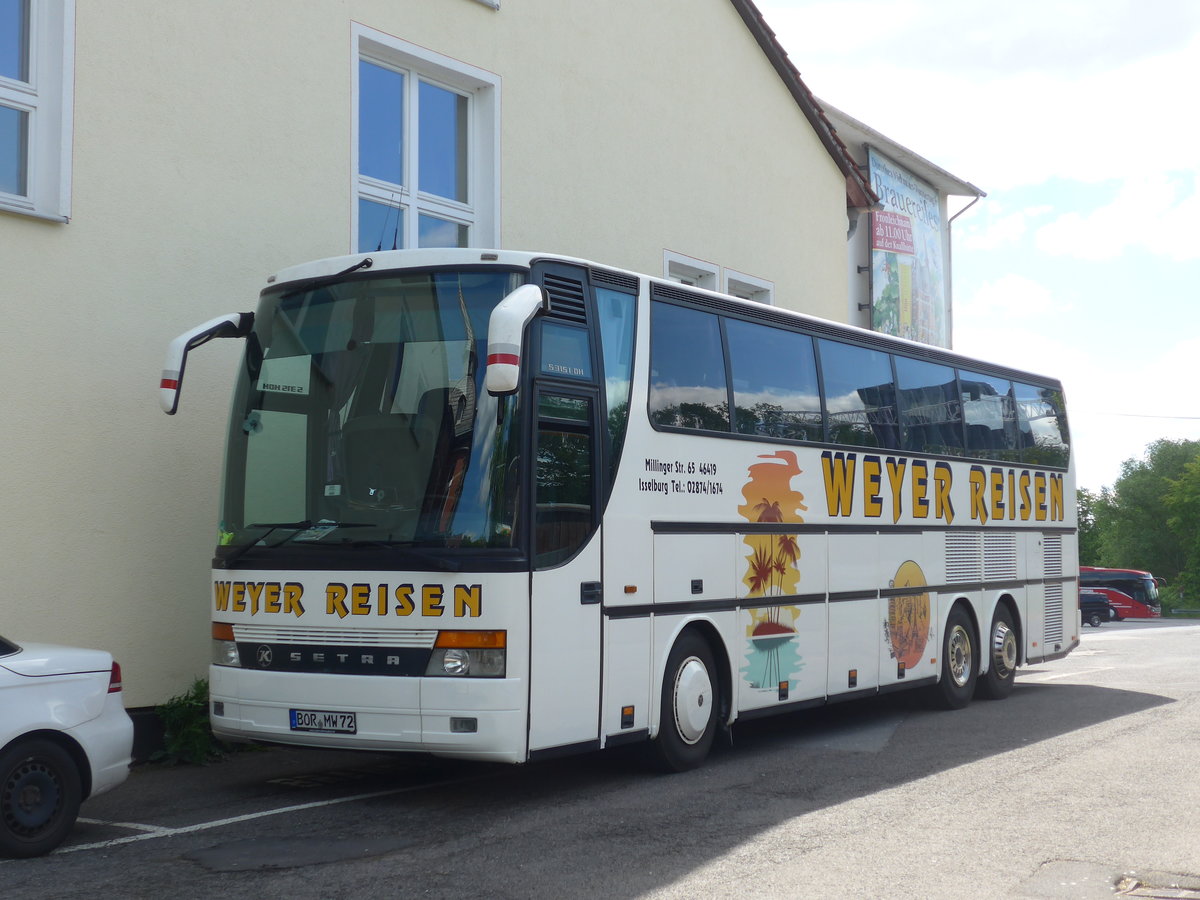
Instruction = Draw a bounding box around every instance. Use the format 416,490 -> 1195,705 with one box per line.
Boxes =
757,0 -> 1200,492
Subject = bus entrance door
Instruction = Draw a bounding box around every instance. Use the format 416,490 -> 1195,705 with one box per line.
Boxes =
527,389 -> 603,756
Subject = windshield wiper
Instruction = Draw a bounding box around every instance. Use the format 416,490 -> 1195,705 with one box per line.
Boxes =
217,521 -> 371,568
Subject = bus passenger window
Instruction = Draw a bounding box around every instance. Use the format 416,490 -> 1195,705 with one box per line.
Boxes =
960,371 -> 1019,461
818,340 -> 898,449
1012,381 -> 1069,467
649,302 -> 729,432
895,357 -> 962,455
726,319 -> 821,441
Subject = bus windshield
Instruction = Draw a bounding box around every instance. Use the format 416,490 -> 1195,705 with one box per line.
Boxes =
218,268 -> 525,561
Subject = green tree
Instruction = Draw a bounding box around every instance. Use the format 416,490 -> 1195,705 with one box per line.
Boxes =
1097,439 -> 1200,585
1165,455 -> 1200,606
1077,487 -> 1113,566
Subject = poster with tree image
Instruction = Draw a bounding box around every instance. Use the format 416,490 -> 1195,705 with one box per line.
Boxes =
868,149 -> 949,348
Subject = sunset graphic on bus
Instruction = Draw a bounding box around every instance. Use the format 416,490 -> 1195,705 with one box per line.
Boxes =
738,451 -> 807,691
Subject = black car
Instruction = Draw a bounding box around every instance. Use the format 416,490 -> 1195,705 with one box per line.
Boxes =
1080,591 -> 1115,627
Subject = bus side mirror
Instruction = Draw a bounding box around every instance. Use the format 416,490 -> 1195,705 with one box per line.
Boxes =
160,312 -> 254,414
485,284 -> 547,396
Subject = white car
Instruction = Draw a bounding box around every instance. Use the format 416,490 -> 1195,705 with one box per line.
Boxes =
1,634 -> 133,858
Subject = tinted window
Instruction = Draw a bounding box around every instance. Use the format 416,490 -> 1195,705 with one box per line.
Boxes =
819,340 -> 897,448
535,395 -> 594,568
961,372 -> 1019,460
540,322 -> 592,380
895,357 -> 962,455
726,319 -> 821,441
649,302 -> 729,431
1013,381 -> 1069,467
596,287 -> 637,472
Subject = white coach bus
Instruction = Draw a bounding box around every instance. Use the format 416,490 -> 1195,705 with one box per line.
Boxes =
161,249 -> 1077,771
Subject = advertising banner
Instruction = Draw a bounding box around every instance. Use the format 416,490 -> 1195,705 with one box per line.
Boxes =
868,149 -> 948,348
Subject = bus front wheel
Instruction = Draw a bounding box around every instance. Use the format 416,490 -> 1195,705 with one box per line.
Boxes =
650,631 -> 718,772
927,605 -> 977,710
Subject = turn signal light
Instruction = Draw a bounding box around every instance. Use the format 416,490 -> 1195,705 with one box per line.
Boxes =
435,630 -> 506,649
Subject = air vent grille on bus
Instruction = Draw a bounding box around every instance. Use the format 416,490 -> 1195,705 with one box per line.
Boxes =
983,532 -> 1018,581
1043,534 -> 1063,577
543,273 -> 588,324
591,268 -> 638,293
945,532 -> 983,583
1044,581 -> 1065,642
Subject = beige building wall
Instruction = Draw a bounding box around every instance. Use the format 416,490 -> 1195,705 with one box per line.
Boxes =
0,0 -> 849,708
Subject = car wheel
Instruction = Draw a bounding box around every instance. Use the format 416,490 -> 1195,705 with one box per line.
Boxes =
926,604 -> 977,710
0,738 -> 83,858
1088,612 -> 1103,628
650,630 -> 719,772
976,604 -> 1018,700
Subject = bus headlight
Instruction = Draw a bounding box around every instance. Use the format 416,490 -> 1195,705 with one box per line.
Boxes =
211,623 -> 241,667
425,631 -> 506,677
441,648 -> 470,676
212,639 -> 241,667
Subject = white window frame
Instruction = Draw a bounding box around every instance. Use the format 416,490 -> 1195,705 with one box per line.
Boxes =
723,268 -> 775,305
352,24 -> 500,252
0,0 -> 74,222
663,250 -> 719,290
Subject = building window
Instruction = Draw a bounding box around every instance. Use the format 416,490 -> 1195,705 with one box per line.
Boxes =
724,269 -> 774,305
664,250 -> 719,290
354,25 -> 499,253
0,0 -> 74,221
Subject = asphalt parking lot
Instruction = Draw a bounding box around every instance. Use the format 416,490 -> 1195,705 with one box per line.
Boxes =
6,618 -> 1200,900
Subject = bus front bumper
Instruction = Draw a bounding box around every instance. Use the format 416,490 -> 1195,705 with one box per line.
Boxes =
208,666 -> 527,763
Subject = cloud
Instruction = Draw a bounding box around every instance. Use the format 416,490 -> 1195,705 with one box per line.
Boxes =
958,205 -> 1053,251
760,1 -> 1200,77
954,273 -> 1065,321
1035,172 -> 1200,262
757,3 -> 1200,192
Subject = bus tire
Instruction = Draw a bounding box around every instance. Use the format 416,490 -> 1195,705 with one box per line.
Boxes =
650,630 -> 718,772
927,605 -> 977,710
0,738 -> 82,858
976,605 -> 1018,700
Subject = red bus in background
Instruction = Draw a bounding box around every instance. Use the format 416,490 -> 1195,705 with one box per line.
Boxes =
1079,567 -> 1162,619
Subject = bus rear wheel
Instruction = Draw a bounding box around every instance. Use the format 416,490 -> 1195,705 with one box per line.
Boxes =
650,631 -> 718,772
927,605 -> 977,710
976,605 -> 1018,700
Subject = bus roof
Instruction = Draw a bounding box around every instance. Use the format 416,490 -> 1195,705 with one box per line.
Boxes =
264,248 -> 1066,388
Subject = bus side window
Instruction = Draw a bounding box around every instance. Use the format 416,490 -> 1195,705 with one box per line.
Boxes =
1012,380 -> 1069,467
726,318 -> 821,442
895,356 -> 962,456
595,287 -> 637,476
960,371 -> 1019,461
818,339 -> 898,449
648,302 -> 729,432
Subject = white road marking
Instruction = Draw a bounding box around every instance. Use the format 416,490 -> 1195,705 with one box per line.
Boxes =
47,772 -> 493,856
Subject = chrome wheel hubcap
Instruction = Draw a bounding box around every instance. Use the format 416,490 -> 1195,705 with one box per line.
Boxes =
948,625 -> 972,687
673,656 -> 713,745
